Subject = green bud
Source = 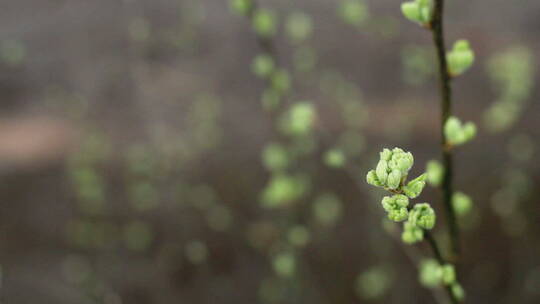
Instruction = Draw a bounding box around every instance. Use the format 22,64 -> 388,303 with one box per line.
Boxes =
366,170 -> 383,187
313,192 -> 343,226
229,0 -> 252,16
388,148 -> 414,175
287,225 -> 310,247
402,221 -> 424,244
380,148 -> 392,161
271,69 -> 291,93
261,89 -> 281,111
375,160 -> 389,184
251,54 -> 275,78
403,173 -> 427,198
409,203 -> 436,229
262,143 -> 289,171
285,12 -> 313,44
447,39 -> 474,76
261,174 -> 309,208
426,160 -> 444,186
279,102 -> 316,136
444,116 -> 476,145
451,282 -> 465,301
386,169 -> 402,190
441,264 -> 456,285
252,9 -> 277,38
462,122 -> 477,142
273,252 -> 295,277
339,0 -> 369,27
419,259 -> 442,288
401,2 -> 420,23
381,194 -> 409,222
367,147 -> 415,190
452,192 -> 472,216
324,148 -> 346,168
401,0 -> 432,25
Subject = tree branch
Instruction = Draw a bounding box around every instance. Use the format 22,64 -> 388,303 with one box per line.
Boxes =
430,0 -> 460,259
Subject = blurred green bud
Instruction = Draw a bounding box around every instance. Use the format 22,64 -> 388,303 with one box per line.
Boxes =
444,116 -> 476,146
273,252 -> 295,277
288,225 -> 311,247
285,12 -> 313,44
279,102 -> 316,136
338,0 -> 369,27
312,192 -> 343,226
381,194 -> 409,222
387,169 -> 402,190
324,148 -> 346,168
409,203 -> 436,229
366,170 -> 384,187
261,88 -> 281,111
441,264 -> 456,285
452,192 -> 472,216
419,259 -> 442,288
271,68 -> 291,93
447,40 -> 474,76
451,282 -> 465,301
252,9 -> 277,37
426,160 -> 443,186
401,0 -> 432,25
262,143 -> 289,171
261,174 -> 309,208
355,266 -> 393,300
402,221 -> 424,244
229,0 -> 252,16
462,122 -> 477,141
403,173 -> 427,198
251,54 -> 275,78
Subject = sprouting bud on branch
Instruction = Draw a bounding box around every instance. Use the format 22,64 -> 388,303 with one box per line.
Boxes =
251,54 -> 275,78
444,116 -> 476,146
401,0 -> 433,26
447,40 -> 474,76
402,173 -> 427,198
229,0 -> 252,16
402,220 -> 424,244
452,192 -> 473,216
426,160 -> 443,186
408,203 -> 436,229
381,194 -> 409,222
252,9 -> 278,38
419,259 -> 457,287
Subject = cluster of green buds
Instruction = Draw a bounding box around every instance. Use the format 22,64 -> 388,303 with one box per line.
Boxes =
367,148 -> 435,244
402,203 -> 436,243
401,0 -> 433,26
444,116 -> 476,146
447,40 -> 475,76
366,148 -> 414,190
419,259 -> 465,300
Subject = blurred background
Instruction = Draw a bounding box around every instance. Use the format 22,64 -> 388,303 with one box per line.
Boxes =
1,0 -> 539,303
